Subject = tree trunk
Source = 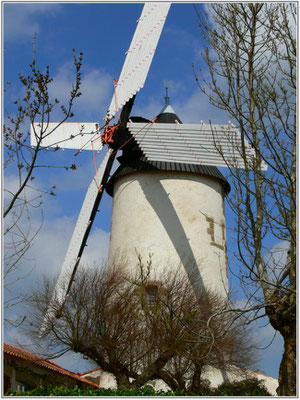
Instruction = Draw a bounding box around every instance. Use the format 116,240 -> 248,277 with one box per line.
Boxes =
159,370 -> 180,391
276,324 -> 296,396
267,294 -> 296,396
189,363 -> 204,393
133,350 -> 173,388
115,373 -> 133,389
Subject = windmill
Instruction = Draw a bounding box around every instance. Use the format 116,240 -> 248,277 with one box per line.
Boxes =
31,3 -> 266,334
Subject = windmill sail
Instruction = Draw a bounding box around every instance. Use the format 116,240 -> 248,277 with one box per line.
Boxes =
30,122 -> 101,151
39,3 -> 171,332
40,148 -> 116,335
105,2 -> 171,121
128,122 -> 268,170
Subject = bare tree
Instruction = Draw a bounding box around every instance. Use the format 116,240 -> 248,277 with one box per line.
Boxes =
3,41 -> 83,325
194,3 -> 296,395
26,260 -> 257,391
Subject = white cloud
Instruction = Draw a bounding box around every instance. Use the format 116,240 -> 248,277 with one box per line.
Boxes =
4,171 -> 110,355
3,172 -> 48,209
253,319 -> 283,378
4,324 -> 96,373
28,215 -> 77,277
46,156 -> 101,194
4,323 -> 96,373
174,90 -> 229,124
4,167 -> 110,315
133,97 -> 162,121
49,351 -> 97,374
3,174 -> 22,205
162,80 -> 185,95
230,297 -> 283,378
264,240 -> 289,283
80,227 -> 110,267
201,3 -> 296,100
48,63 -> 113,120
4,3 -> 62,43
27,215 -> 109,279
78,68 -> 113,117
134,89 -> 230,124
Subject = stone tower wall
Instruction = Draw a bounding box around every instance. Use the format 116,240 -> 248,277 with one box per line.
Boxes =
108,171 -> 228,297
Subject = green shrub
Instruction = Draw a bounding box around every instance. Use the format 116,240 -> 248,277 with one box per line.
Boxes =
213,378 -> 271,396
5,385 -> 171,397
5,378 -> 271,396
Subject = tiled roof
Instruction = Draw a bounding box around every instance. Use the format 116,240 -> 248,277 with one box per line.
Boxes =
245,367 -> 273,379
78,367 -> 101,376
4,343 -> 100,389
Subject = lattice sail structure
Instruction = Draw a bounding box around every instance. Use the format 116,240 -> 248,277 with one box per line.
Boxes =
128,122 -> 268,170
39,149 -> 114,335
35,3 -> 171,334
105,2 -> 171,121
30,122 -> 102,151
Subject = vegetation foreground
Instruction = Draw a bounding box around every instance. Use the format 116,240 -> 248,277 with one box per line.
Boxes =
6,378 -> 271,396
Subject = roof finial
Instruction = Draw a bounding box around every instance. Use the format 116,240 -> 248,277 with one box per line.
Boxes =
165,87 -> 170,105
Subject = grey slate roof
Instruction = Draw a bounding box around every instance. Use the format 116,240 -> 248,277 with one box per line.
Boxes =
105,96 -> 230,197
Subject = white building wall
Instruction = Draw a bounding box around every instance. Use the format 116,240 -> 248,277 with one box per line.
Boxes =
108,171 -> 228,297
81,366 -> 278,395
81,368 -> 117,389
201,366 -> 278,396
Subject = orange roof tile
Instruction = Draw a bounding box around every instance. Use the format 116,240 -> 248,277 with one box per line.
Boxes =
79,367 -> 101,376
245,367 -> 273,379
4,343 -> 100,389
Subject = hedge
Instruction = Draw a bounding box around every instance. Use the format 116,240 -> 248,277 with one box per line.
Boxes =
5,378 -> 271,396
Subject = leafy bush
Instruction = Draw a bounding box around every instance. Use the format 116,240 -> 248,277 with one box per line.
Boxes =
213,378 -> 271,396
6,385 -> 171,397
6,378 -> 271,396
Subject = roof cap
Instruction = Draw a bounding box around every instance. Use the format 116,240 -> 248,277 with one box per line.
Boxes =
157,89 -> 182,123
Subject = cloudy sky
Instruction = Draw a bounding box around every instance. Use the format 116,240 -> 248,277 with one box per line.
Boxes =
3,1 -> 284,378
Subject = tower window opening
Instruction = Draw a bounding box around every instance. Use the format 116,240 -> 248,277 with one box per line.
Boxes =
146,285 -> 158,306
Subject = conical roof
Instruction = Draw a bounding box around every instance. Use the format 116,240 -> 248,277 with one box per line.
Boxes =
156,89 -> 182,124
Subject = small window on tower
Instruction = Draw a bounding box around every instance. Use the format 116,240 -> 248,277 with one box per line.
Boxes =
146,285 -> 158,306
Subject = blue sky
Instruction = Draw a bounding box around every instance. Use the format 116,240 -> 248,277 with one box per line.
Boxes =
3,1 -> 284,378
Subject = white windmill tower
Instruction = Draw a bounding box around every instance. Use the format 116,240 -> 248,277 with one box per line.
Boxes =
31,2 -> 266,333
106,91 -> 231,297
